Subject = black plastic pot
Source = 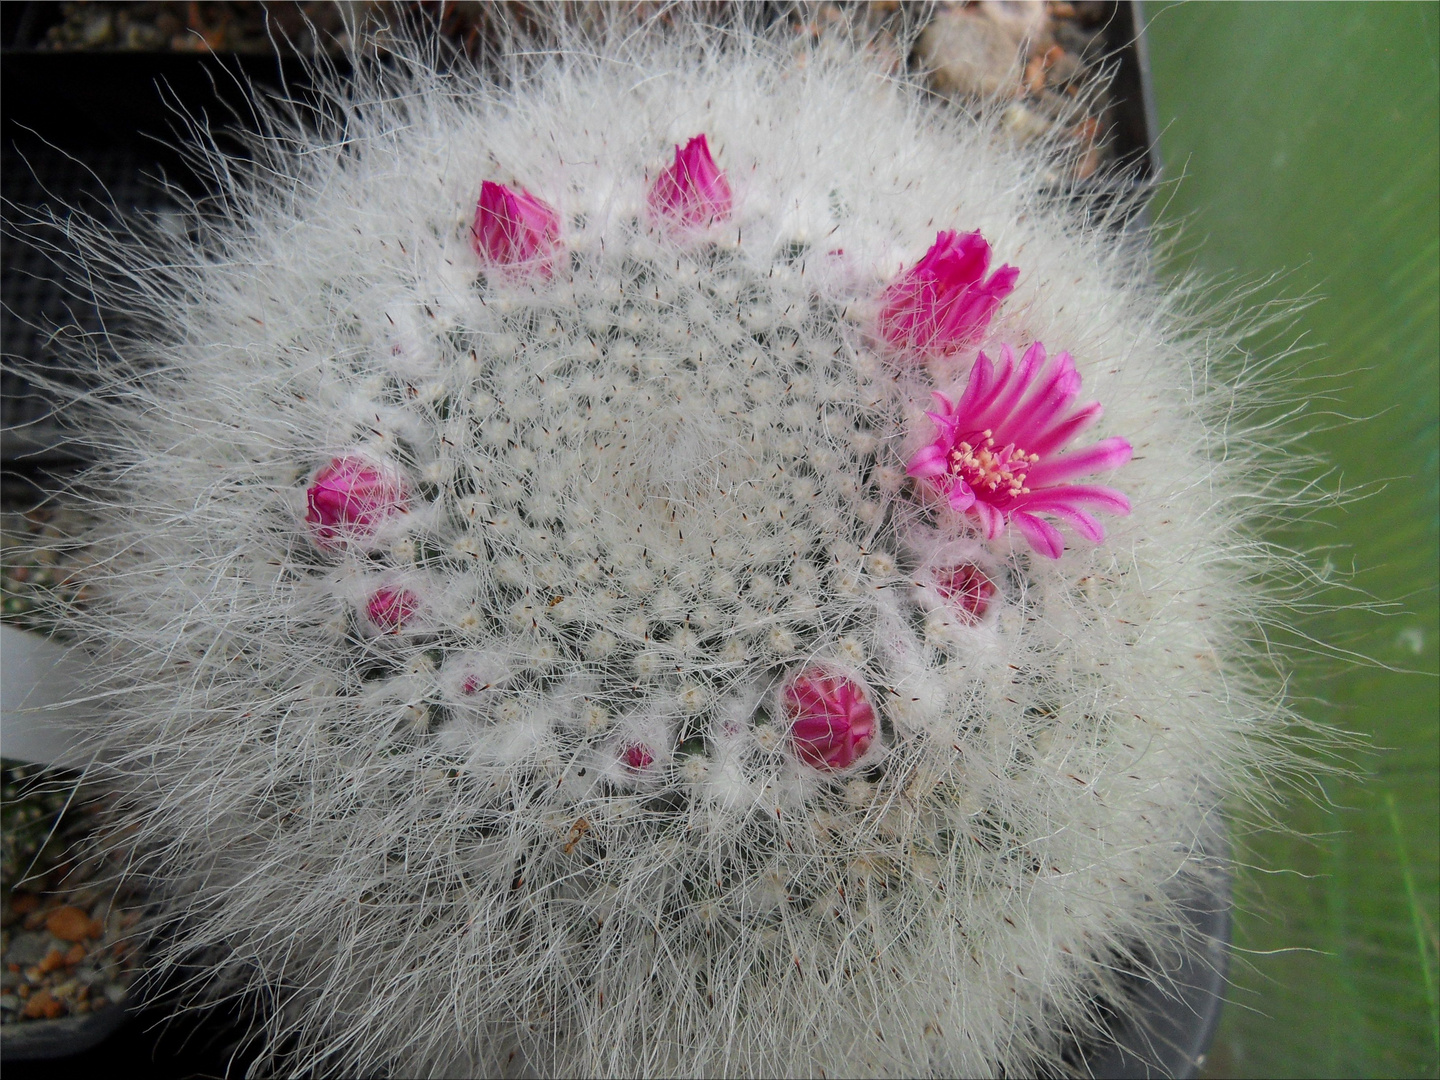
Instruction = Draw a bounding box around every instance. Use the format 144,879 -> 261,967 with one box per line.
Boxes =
1074,856 -> 1231,1079
1,997 -> 131,1062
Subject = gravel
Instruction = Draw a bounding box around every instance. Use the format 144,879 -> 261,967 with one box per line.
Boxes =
0,764 -> 144,1029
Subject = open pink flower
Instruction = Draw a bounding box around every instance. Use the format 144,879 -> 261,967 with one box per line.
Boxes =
906,342 -> 1132,559
472,181 -> 562,275
877,230 -> 1018,356
648,134 -> 733,229
305,454 -> 409,549
782,667 -> 877,771
365,587 -> 420,634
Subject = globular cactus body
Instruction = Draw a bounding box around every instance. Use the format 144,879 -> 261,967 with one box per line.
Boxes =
28,17 -> 1309,1079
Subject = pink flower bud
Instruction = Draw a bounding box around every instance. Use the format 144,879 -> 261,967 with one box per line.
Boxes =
305,455 -> 409,549
623,744 -> 655,770
365,587 -> 420,633
648,134 -> 733,229
472,181 -> 562,276
782,667 -> 877,771
932,564 -> 996,623
445,650 -> 515,704
877,230 -> 1018,357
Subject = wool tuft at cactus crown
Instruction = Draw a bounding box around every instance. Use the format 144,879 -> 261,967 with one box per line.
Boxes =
10,11 -> 1327,1078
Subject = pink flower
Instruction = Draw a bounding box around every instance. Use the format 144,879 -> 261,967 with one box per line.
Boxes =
305,455 -> 409,549
365,587 -> 420,634
931,564 -> 996,623
623,744 -> 655,771
647,134 -> 733,229
905,342 -> 1132,559
472,181 -> 562,275
782,667 -> 877,771
877,230 -> 1018,356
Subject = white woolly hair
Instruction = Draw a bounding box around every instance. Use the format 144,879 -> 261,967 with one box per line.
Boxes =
12,9 -> 1332,1078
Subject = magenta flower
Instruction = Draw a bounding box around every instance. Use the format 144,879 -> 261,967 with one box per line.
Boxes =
782,667 -> 877,771
931,563 -> 996,623
472,181 -> 562,275
648,134 -> 733,229
877,230 -> 1019,357
365,587 -> 420,634
305,454 -> 409,549
906,342 -> 1132,559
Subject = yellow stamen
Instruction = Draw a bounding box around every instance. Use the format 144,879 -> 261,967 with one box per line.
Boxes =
948,431 -> 1033,498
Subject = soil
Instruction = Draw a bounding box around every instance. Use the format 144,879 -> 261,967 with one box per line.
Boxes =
0,763 -> 144,1031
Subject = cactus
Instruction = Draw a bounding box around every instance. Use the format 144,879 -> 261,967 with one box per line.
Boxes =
14,16 -> 1327,1078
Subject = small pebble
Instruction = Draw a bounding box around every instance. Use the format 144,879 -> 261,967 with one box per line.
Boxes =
917,8 -> 1026,99
36,947 -> 67,975
45,905 -> 101,943
1002,103 -> 1055,141
22,988 -> 64,1020
1044,47 -> 1085,86
6,931 -> 52,966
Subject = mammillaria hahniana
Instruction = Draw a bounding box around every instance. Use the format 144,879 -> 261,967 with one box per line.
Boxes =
15,14 -> 1323,1078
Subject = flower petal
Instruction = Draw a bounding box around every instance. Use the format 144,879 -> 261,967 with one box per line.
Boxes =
1012,511 -> 1066,559
976,341 -> 1044,430
906,443 -> 951,479
1040,504 -> 1106,544
952,352 -> 997,418
947,480 -> 977,512
937,231 -> 989,287
984,262 -> 1020,297
1006,354 -> 1081,444
926,393 -> 962,435
1024,438 -> 1133,487
1019,483 -> 1132,517
1027,401 -> 1103,458
971,498 -> 1005,539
